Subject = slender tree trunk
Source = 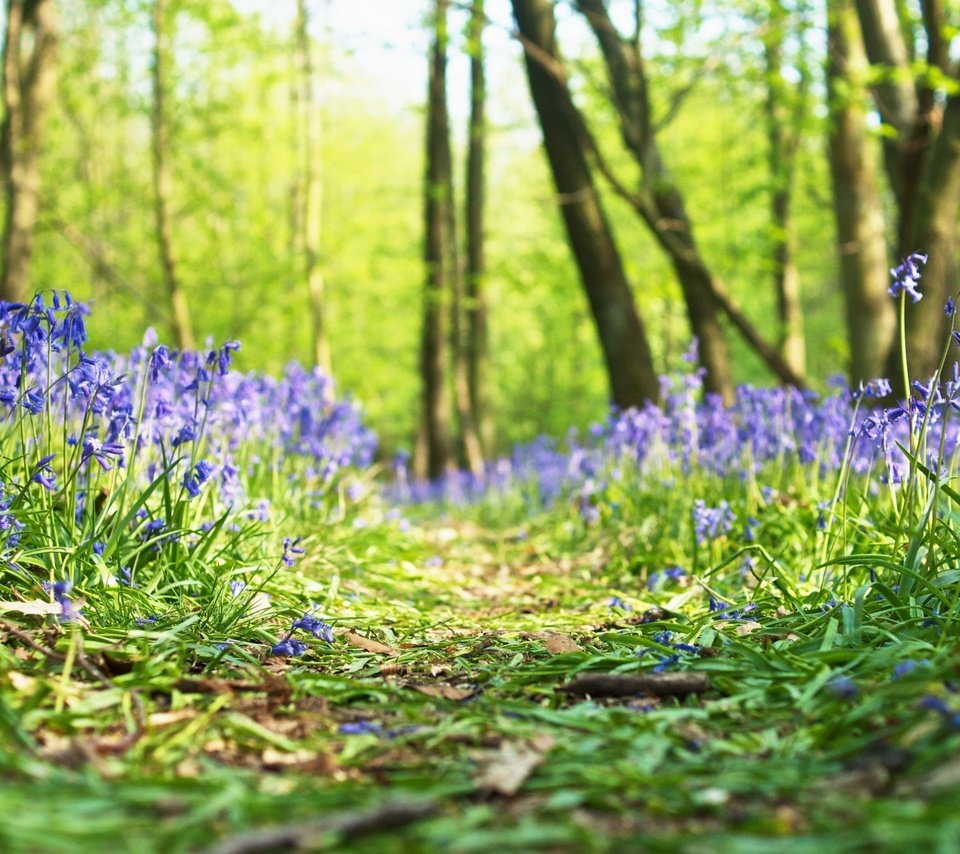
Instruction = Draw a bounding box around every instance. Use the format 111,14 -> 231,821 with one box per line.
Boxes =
416,0 -> 456,480
295,0 -> 332,379
0,0 -> 57,304
465,0 -> 493,457
450,185 -> 485,477
763,0 -> 806,377
572,0 -> 733,403
510,0 -> 660,409
151,0 -> 194,350
826,0 -> 895,385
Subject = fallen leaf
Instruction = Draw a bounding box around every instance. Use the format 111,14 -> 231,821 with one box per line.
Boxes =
0,600 -> 62,616
7,671 -> 37,692
541,632 -> 583,654
411,683 -> 476,702
343,631 -> 397,656
261,747 -> 319,767
474,735 -> 555,796
148,709 -> 198,728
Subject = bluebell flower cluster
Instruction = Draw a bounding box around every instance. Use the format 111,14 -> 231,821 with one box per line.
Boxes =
888,252 -> 927,302
0,292 -> 376,618
270,611 -> 335,656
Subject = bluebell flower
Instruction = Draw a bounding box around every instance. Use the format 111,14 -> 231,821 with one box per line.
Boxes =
607,595 -> 632,611
229,580 -> 246,597
21,387 -> 44,414
888,251 -> 927,302
81,436 -> 124,470
826,675 -> 858,699
43,579 -> 80,622
892,659 -> 929,679
947,296 -> 956,317
271,637 -> 307,657
692,499 -> 735,544
290,613 -> 334,642
339,720 -> 382,736
148,345 -> 171,382
31,454 -> 57,491
281,536 -> 305,567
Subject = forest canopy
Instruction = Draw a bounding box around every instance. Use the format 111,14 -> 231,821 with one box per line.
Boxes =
3,0 -> 957,459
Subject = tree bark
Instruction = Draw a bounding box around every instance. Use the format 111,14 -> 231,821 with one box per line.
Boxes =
151,0 -> 194,350
465,0 -> 493,458
0,0 -> 57,304
416,0 -> 456,480
851,0 -> 960,383
573,0 -> 733,403
826,0 -> 896,385
295,0 -> 332,380
510,0 -> 660,409
762,0 -> 806,377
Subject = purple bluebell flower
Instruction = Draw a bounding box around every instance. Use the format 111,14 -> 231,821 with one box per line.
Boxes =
81,436 -> 124,470
888,251 -> 927,303
339,720 -> 382,736
607,595 -> 632,611
290,613 -> 334,642
892,659 -> 929,679
229,580 -> 246,597
31,454 -> 57,491
281,536 -> 305,567
826,675 -> 858,699
271,637 -> 307,657
21,387 -> 44,414
947,296 -> 957,317
43,579 -> 80,622
148,345 -> 171,382
692,499 -> 735,544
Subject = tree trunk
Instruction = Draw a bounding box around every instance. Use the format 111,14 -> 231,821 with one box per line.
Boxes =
826,0 -> 896,385
416,0 -> 456,480
151,0 -> 194,350
0,0 -> 57,304
295,0 -> 332,379
898,93 -> 960,381
763,0 -> 806,377
851,0 -> 960,382
510,0 -> 660,409
573,0 -> 733,403
465,0 -> 493,457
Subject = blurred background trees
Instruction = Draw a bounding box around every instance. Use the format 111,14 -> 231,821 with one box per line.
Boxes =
2,0 -> 959,460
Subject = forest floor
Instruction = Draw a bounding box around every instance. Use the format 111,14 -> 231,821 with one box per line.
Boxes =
3,510 -> 960,853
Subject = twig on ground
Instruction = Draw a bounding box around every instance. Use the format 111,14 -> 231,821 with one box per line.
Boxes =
202,801 -> 439,854
557,671 -> 709,698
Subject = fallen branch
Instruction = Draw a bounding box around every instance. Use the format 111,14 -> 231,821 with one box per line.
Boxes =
557,671 -> 709,698
203,801 -> 439,854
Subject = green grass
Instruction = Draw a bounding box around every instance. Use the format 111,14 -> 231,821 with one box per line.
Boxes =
3,502 -> 960,853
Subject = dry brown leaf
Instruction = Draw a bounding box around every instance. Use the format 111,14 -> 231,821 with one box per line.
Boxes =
541,633 -> 583,654
0,600 -> 63,616
261,747 -> 318,767
412,683 -> 476,702
474,735 -> 555,796
148,709 -> 198,728
343,631 -> 397,656
7,671 -> 37,692
520,631 -> 583,653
